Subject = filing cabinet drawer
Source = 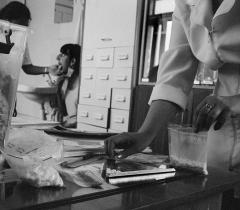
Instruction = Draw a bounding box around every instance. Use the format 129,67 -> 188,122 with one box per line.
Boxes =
78,104 -> 109,128
114,47 -> 134,67
111,88 -> 131,110
77,122 -> 107,132
77,104 -> 91,124
96,69 -> 112,89
110,109 -> 129,131
94,87 -> 111,108
82,49 -> 96,67
92,109 -> 108,128
90,106 -> 109,128
79,88 -> 95,105
96,48 -> 114,68
81,68 -> 96,88
112,68 -> 132,88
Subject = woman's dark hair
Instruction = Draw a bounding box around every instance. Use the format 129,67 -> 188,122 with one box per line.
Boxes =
60,44 -> 81,89
60,44 -> 81,72
0,1 -> 31,22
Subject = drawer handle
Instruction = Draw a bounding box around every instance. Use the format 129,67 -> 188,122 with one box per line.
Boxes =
96,95 -> 107,100
94,114 -> 104,120
114,117 -> 124,124
99,74 -> 109,80
116,75 -> 127,81
115,95 -> 126,102
101,38 -> 112,42
100,55 -> 110,61
84,74 -> 93,80
82,93 -> 91,98
80,112 -> 88,117
86,55 -> 94,61
118,54 -> 128,60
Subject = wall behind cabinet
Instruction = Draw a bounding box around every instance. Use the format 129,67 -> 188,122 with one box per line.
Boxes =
0,0 -> 25,8
0,0 -> 8,8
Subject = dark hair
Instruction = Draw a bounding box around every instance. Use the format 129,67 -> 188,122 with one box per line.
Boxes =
60,44 -> 81,89
60,44 -> 81,72
0,1 -> 31,23
60,44 -> 80,63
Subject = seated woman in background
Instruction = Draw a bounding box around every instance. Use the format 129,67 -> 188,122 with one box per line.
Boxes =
48,44 -> 81,128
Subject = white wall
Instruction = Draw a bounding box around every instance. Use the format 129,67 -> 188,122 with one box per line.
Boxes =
0,0 -> 7,9
16,0 -> 84,118
1,0 -> 25,8
26,0 -> 83,66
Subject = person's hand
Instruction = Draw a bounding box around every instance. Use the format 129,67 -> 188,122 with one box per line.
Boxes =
62,115 -> 77,128
48,65 -> 63,76
104,132 -> 152,159
193,95 -> 231,132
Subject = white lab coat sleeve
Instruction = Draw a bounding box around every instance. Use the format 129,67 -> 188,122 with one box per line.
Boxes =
22,43 -> 32,65
149,7 -> 199,109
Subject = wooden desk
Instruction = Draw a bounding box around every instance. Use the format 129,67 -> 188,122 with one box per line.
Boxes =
0,167 -> 239,210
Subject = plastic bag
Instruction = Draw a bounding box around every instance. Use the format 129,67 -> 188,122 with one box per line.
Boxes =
5,128 -> 63,161
168,124 -> 208,175
0,20 -> 28,149
3,128 -> 64,187
10,156 -> 64,188
58,163 -> 104,188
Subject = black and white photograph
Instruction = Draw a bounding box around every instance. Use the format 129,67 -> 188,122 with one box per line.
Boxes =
0,0 -> 240,209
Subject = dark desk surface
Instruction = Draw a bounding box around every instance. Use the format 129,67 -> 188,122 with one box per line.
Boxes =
0,167 -> 239,210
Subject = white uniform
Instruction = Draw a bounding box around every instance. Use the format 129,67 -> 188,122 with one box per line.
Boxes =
149,0 -> 240,170
22,43 -> 31,66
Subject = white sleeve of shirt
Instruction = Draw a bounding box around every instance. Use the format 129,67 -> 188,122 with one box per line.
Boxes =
22,44 -> 32,65
148,9 -> 199,110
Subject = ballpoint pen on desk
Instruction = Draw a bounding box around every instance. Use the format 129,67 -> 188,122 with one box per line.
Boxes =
60,151 -> 107,168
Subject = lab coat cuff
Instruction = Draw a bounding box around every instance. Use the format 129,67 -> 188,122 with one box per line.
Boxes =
148,84 -> 188,109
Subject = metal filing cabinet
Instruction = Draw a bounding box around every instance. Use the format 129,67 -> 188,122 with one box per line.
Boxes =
77,0 -> 139,132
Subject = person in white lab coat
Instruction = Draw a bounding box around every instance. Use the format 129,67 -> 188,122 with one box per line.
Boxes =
0,1 -> 52,116
105,0 -> 240,208
106,0 -> 240,168
0,1 -> 50,75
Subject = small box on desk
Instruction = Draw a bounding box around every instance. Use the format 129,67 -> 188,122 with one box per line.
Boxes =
104,154 -> 175,185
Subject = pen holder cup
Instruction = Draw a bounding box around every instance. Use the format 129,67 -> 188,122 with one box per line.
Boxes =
0,20 -> 28,150
168,124 -> 208,175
